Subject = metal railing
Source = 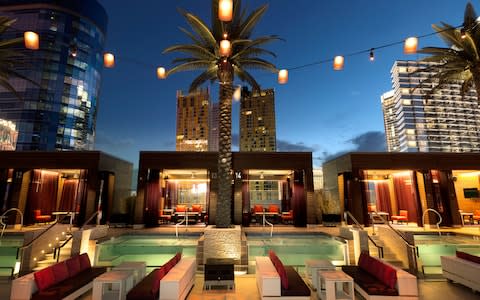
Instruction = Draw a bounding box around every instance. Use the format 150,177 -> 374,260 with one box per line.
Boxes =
1,208 -> 23,238
344,211 -> 384,258
362,211 -> 419,274
422,209 -> 442,236
54,211 -> 99,262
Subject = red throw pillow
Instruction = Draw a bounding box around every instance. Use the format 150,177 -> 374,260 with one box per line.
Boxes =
78,253 -> 91,271
358,251 -> 370,270
175,252 -> 182,264
34,267 -> 56,291
66,256 -> 81,276
456,251 -> 480,264
51,262 -> 69,284
381,264 -> 398,289
151,267 -> 167,295
275,257 -> 289,289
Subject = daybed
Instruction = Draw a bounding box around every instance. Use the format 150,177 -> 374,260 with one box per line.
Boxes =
255,250 -> 311,300
342,251 -> 418,300
441,250 -> 480,292
126,253 -> 196,300
10,253 -> 106,300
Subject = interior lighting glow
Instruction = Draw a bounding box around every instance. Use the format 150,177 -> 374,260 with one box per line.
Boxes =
219,0 -> 233,21
404,37 -> 418,54
24,31 -> 39,50
278,69 -> 288,84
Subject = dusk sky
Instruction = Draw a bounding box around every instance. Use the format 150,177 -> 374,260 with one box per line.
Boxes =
94,0 -> 470,168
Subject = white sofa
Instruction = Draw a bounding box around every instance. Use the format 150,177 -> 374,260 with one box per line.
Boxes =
158,257 -> 196,300
441,255 -> 480,292
255,256 -> 310,300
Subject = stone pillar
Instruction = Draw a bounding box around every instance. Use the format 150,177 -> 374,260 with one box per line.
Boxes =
203,225 -> 241,264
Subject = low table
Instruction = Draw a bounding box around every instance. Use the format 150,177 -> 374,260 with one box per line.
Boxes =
113,261 -> 146,285
204,258 -> 235,290
305,259 -> 335,290
317,270 -> 354,300
92,270 -> 134,300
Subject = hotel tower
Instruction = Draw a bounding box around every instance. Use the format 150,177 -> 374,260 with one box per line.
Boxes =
382,60 -> 480,152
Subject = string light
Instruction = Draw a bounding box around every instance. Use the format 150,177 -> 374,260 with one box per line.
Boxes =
333,56 -> 344,70
369,48 -> 375,61
403,37 -> 418,54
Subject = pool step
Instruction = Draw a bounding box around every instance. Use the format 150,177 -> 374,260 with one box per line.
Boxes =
369,234 -> 404,268
32,237 -> 72,271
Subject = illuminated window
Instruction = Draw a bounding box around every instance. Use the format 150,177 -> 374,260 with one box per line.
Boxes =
403,99 -> 412,105
407,141 -> 417,147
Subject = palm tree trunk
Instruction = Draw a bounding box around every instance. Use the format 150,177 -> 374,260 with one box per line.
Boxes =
216,81 -> 234,228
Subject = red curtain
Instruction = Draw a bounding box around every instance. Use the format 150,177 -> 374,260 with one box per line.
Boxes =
26,170 -> 58,223
145,180 -> 160,226
393,172 -> 418,221
375,182 -> 392,214
59,179 -> 78,212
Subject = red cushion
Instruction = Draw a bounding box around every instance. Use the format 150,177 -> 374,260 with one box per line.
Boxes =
358,251 -> 370,269
65,256 -> 81,276
176,205 -> 186,212
34,267 -> 56,291
78,253 -> 91,271
457,251 -> 480,264
51,262 -> 69,284
151,267 -> 167,295
175,252 -> 182,264
381,264 -> 398,289
275,256 -> 289,289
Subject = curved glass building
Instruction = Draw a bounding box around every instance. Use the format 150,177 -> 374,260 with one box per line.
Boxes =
0,0 -> 107,150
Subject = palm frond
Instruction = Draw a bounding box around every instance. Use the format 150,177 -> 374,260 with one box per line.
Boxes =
167,60 -> 215,76
189,66 -> 218,92
464,2 -> 477,27
163,44 -> 216,60
178,27 -> 204,46
237,4 -> 268,38
179,9 -> 217,48
234,66 -> 260,91
236,58 -> 277,72
235,47 -> 277,59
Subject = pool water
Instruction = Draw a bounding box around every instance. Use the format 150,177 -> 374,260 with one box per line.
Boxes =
96,234 -> 200,270
0,235 -> 24,277
414,234 -> 480,275
246,233 -> 347,273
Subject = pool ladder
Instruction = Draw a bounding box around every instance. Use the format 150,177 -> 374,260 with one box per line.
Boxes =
1,208 -> 23,238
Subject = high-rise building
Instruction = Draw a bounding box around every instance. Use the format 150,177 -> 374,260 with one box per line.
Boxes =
0,0 -> 108,151
0,118 -> 18,150
383,60 -> 480,152
176,89 -> 210,151
239,87 -> 276,152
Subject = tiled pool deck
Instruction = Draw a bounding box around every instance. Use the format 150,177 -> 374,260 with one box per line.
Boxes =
1,224 -> 480,299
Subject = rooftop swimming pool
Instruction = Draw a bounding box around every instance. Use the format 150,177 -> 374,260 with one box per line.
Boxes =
0,234 -> 24,277
414,233 -> 480,275
95,234 -> 200,270
246,233 -> 348,273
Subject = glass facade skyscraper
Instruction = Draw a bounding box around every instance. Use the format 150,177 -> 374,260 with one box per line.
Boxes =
0,0 -> 107,150
383,60 -> 480,152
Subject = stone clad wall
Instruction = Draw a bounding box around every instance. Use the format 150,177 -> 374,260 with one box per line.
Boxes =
203,225 -> 241,263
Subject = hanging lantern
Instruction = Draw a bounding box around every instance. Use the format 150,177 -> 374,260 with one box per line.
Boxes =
404,37 -> 418,54
103,52 -> 115,68
233,86 -> 241,101
278,69 -> 288,84
24,31 -> 39,50
157,67 -> 166,79
219,0 -> 233,22
219,39 -> 231,56
333,56 -> 344,70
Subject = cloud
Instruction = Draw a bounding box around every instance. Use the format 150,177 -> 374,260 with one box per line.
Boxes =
95,131 -> 135,148
319,131 -> 386,163
277,139 -> 317,152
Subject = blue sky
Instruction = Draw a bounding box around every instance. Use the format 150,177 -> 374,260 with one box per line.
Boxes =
94,0 -> 469,168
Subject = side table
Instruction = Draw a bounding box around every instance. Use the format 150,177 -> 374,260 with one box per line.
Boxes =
92,270 -> 134,300
305,259 -> 335,290
204,258 -> 235,290
113,261 -> 146,285
317,270 -> 354,300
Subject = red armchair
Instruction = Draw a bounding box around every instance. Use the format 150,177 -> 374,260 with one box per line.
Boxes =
281,210 -> 293,224
34,209 -> 52,224
391,210 -> 408,224
473,210 -> 480,224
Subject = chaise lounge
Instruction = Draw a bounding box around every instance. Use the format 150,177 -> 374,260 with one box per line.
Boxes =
441,250 -> 480,292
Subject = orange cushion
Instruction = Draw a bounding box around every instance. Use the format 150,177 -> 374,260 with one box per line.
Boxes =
192,204 -> 202,212
176,205 -> 186,212
254,205 -> 264,213
269,205 -> 279,213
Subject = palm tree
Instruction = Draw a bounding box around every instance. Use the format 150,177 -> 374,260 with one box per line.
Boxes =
0,16 -> 36,99
164,0 -> 280,227
417,2 -> 480,98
